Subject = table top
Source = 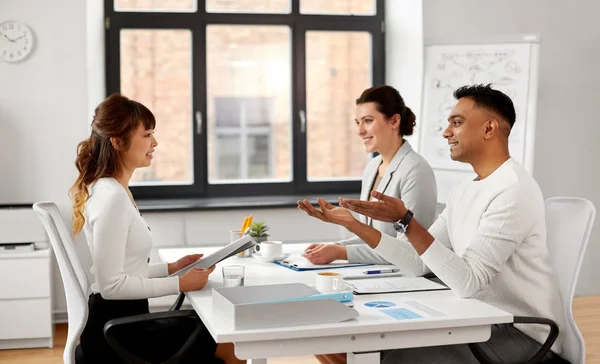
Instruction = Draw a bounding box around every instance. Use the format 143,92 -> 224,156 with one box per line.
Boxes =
159,243 -> 512,343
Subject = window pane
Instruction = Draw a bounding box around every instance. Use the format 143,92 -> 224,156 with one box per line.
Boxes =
306,31 -> 372,181
248,134 -> 271,178
216,135 -> 241,179
215,98 -> 242,127
120,29 -> 193,185
207,25 -> 292,184
115,0 -> 196,12
206,0 -> 289,14
300,0 -> 375,15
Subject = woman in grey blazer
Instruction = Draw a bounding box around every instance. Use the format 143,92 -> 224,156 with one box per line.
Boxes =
300,85 -> 437,266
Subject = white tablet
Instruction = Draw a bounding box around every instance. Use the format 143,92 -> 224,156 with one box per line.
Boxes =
169,234 -> 256,277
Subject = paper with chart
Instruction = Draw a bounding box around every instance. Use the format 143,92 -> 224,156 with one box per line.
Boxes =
380,300 -> 449,320
346,276 -> 449,294
419,40 -> 538,202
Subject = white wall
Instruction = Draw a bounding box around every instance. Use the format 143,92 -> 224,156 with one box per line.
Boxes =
421,0 -> 600,295
385,0 -> 423,151
0,0 -> 91,317
0,0 -> 89,205
0,0 -> 350,316
1,0 -> 598,318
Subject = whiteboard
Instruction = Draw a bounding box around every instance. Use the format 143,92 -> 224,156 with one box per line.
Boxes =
418,36 -> 540,203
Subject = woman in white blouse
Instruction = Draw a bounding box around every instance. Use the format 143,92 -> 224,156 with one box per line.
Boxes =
299,85 -> 437,267
70,94 -> 244,364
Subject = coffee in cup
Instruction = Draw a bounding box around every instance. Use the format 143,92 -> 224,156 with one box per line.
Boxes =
316,271 -> 345,293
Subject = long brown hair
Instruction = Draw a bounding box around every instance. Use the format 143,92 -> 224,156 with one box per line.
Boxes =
69,93 -> 156,234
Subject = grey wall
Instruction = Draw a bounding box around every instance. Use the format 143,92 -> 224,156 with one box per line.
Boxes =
423,0 -> 600,295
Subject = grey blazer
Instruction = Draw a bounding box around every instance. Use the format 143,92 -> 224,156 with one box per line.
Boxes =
340,141 -> 437,265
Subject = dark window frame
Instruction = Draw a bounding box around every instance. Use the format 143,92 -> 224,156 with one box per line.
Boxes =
104,0 -> 385,200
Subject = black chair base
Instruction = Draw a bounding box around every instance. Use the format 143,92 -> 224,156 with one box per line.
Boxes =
75,344 -> 85,363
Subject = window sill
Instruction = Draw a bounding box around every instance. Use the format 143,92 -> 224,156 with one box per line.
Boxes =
137,193 -> 360,213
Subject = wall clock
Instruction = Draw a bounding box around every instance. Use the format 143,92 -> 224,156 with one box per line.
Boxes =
0,21 -> 34,63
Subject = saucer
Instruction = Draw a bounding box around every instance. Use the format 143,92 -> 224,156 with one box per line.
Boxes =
253,252 -> 290,263
317,283 -> 354,295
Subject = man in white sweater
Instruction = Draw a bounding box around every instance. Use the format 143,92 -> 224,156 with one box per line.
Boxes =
303,85 -> 566,363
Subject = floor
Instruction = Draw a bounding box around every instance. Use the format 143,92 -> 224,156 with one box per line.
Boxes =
1,295 -> 599,363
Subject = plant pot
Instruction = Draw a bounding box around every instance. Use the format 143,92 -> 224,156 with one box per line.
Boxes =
253,236 -> 269,244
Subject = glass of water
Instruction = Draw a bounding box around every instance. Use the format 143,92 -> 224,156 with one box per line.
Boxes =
222,265 -> 245,287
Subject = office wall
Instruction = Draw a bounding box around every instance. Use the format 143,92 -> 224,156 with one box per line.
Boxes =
0,0 -> 89,205
0,0 -> 349,316
422,0 -> 600,295
0,0 -> 91,318
385,0 -> 423,151
1,0 -> 598,318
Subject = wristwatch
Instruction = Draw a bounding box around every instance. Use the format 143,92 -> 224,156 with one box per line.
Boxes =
393,209 -> 414,234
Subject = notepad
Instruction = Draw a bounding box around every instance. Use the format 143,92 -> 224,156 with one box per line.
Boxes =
345,276 -> 449,295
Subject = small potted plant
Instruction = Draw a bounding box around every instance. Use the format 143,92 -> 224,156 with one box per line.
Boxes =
249,221 -> 270,243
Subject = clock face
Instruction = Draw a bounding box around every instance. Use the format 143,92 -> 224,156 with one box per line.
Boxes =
0,21 -> 34,63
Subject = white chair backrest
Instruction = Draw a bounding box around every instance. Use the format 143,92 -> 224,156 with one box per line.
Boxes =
545,197 -> 596,364
33,202 -> 89,364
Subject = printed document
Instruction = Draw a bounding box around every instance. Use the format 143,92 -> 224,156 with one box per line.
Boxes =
346,276 -> 449,294
169,235 -> 255,277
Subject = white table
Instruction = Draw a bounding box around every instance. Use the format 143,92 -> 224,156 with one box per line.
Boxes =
159,244 -> 513,364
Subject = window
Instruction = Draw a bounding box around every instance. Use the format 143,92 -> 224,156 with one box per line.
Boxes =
213,97 -> 274,181
105,0 -> 385,199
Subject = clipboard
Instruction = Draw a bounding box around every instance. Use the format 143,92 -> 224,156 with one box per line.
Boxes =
274,259 -> 372,272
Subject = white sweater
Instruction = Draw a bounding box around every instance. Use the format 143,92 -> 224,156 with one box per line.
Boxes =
84,178 -> 180,300
375,158 -> 564,352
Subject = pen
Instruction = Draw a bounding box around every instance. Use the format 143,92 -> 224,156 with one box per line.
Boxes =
363,269 -> 399,275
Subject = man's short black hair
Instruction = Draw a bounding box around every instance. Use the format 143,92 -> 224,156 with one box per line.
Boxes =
453,84 -> 516,128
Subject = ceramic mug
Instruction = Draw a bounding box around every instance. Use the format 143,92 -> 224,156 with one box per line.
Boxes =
254,241 -> 283,258
316,271 -> 345,293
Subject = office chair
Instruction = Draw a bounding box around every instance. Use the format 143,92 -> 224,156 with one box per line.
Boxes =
33,202 -> 206,364
545,197 -> 595,363
469,197 -> 596,364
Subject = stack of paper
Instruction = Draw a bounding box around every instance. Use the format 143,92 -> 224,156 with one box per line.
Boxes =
212,283 -> 359,329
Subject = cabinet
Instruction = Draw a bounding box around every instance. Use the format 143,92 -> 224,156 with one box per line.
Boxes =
0,207 -> 53,349
0,249 -> 53,349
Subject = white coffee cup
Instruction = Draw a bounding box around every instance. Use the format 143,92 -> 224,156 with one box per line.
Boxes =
254,241 -> 283,258
316,271 -> 345,293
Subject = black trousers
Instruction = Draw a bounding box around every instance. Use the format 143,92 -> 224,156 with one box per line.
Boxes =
80,293 -> 219,364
